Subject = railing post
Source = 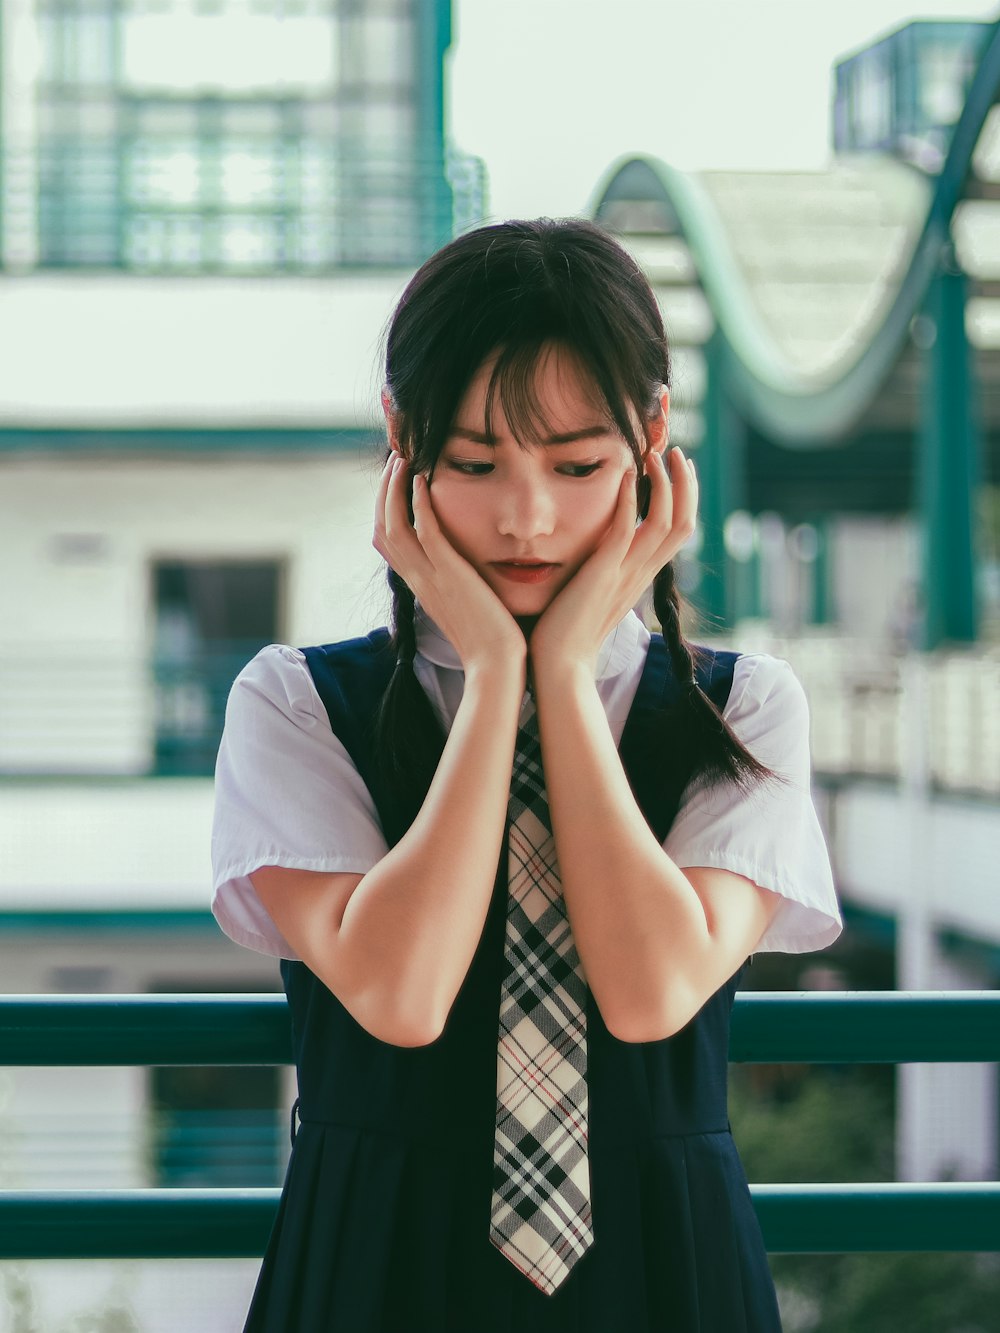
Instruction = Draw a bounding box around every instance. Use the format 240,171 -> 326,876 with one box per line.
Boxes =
896,659 -> 999,1181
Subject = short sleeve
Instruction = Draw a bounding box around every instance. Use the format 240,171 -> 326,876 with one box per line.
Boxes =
211,644 -> 389,959
662,654 -> 842,954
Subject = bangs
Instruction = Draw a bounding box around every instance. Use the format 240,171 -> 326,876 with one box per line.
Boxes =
481,338 -> 643,453
385,219 -> 671,466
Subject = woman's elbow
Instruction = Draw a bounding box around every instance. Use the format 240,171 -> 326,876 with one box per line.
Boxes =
345,985 -> 447,1048
605,985 -> 703,1045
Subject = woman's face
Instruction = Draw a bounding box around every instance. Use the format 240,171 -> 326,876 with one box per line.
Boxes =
426,343 -> 666,628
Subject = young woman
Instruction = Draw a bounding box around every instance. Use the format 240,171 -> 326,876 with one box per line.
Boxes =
211,218 -> 842,1332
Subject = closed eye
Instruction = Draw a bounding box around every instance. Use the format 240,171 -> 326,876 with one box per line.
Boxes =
445,461 -> 494,475
559,463 -> 604,478
443,460 -> 605,478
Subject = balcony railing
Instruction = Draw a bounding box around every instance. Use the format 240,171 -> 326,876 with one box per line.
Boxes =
0,992 -> 998,1259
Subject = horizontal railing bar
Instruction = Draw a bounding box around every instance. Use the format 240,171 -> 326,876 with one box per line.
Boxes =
0,993 -> 294,1066
754,1183 -> 1000,1253
730,991 -> 1000,1063
0,1189 -> 277,1259
1,992 -> 998,1066
1,1185 -> 997,1258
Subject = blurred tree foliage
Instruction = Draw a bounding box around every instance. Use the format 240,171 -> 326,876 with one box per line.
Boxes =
730,927 -> 1000,1332
730,1066 -> 1000,1332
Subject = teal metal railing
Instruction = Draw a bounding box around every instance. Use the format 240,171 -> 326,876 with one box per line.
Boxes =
1,992 -> 998,1259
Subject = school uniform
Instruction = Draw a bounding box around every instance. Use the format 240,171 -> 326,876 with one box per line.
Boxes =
211,607 -> 842,1333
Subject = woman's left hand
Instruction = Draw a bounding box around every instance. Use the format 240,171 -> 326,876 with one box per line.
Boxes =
530,445 -> 698,676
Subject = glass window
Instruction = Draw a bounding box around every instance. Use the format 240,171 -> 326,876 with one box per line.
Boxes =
133,102 -> 200,135
32,0 -> 447,271
220,146 -> 280,206
126,214 -> 206,268
36,16 -> 62,83
39,100 -> 118,137
128,142 -> 202,205
295,215 -> 336,267
853,51 -> 891,146
301,101 -> 340,137
219,102 -> 284,135
297,142 -> 334,205
150,1065 -> 284,1186
920,42 -> 967,126
69,14 -> 116,87
213,216 -> 277,267
347,100 -> 414,175
147,979 -> 285,1190
363,15 -> 412,85
152,560 -> 282,775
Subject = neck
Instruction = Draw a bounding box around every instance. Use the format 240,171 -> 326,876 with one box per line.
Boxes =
516,617 -> 539,693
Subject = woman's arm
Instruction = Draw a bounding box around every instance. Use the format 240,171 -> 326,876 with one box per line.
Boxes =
530,658 -> 781,1043
252,655 -> 524,1046
252,450 -> 528,1048
528,446 -> 780,1040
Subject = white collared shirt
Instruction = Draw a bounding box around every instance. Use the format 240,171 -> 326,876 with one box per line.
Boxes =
211,609 -> 842,960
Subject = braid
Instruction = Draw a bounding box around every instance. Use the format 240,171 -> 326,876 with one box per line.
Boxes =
371,566 -> 447,825
652,562 -> 705,694
389,567 -> 418,674
651,564 -> 786,797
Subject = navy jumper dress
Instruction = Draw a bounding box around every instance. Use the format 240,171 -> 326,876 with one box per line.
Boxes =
242,628 -> 782,1333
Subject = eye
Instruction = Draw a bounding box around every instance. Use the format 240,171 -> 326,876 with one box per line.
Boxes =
558,463 -> 604,478
445,460 -> 494,476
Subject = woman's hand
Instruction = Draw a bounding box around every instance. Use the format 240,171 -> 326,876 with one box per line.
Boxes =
372,451 -> 528,678
530,446 -> 698,676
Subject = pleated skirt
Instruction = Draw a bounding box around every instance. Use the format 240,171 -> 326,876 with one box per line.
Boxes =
243,1117 -> 782,1333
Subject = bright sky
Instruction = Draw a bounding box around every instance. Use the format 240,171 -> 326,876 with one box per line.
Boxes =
449,0 -> 1000,220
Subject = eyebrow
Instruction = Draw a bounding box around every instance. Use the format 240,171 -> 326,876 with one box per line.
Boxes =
449,425 -> 611,447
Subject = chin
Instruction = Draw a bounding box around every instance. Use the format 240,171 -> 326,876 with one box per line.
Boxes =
494,588 -> 554,615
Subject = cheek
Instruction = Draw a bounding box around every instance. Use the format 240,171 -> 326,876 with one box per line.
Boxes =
426,478 -> 479,553
572,473 -> 630,537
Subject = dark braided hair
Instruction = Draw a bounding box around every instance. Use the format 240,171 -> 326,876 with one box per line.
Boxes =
372,218 -> 784,810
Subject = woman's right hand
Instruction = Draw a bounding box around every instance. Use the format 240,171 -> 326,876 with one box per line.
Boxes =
372,451 -> 527,678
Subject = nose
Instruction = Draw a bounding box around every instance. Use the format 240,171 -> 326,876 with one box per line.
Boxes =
496,471 -> 557,541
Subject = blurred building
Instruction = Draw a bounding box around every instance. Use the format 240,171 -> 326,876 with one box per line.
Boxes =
834,17 -> 989,171
592,13 -> 1000,1192
3,0 -> 484,271
0,11 -> 998,1326
0,1 -> 484,1321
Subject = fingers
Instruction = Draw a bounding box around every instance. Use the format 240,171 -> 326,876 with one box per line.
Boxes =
607,465 -> 639,549
641,446 -> 697,556
383,454 -> 409,541
375,452 -> 451,586
668,447 -> 698,538
372,451 -> 398,559
374,450 -> 425,572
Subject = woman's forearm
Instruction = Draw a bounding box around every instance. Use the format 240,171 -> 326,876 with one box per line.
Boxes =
531,658 -> 715,1040
336,659 -> 525,1043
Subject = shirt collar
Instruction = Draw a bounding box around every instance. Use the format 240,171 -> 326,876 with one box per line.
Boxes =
413,602 -> 648,682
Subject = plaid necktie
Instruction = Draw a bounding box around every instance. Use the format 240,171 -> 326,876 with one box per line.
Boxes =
490,697 -> 595,1294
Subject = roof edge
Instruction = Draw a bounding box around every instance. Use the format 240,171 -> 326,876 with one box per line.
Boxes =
590,17 -> 1000,446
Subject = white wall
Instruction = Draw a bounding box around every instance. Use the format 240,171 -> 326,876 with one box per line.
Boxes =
0,273 -> 409,427
0,451 -> 389,771
830,512 -> 918,642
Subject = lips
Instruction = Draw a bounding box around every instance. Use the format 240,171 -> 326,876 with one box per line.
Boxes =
491,560 -> 560,584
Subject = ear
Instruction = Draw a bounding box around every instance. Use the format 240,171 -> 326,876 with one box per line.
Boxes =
645,385 -> 670,457
381,386 -> 401,451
